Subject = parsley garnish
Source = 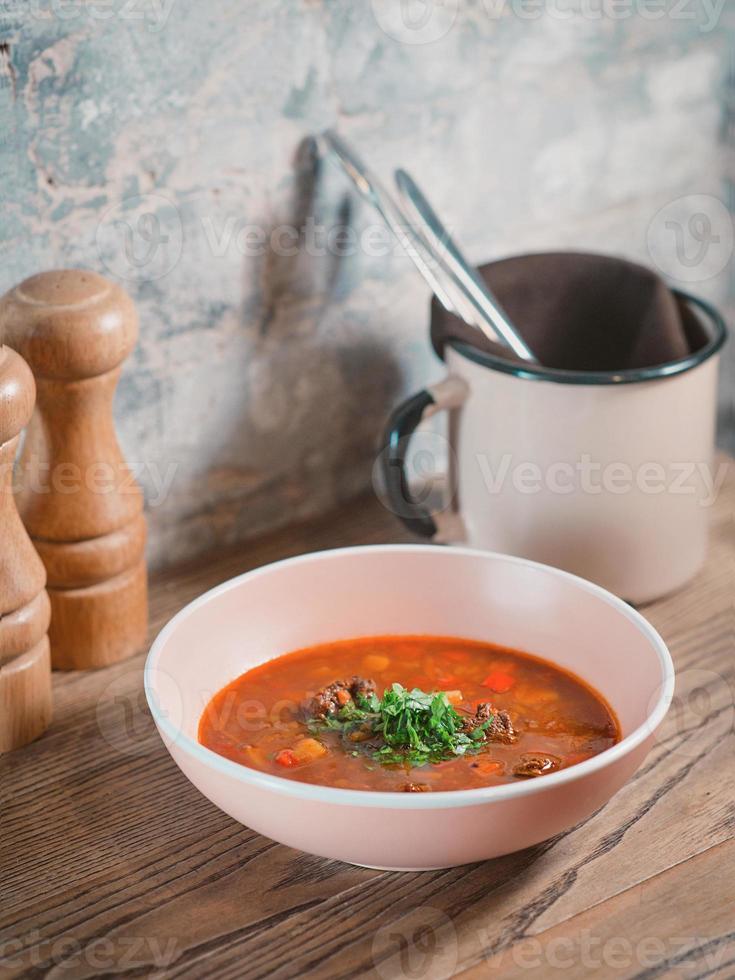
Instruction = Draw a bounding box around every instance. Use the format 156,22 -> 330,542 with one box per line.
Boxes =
308,683 -> 492,769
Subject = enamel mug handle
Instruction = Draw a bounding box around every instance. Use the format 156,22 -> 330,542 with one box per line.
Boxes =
381,376 -> 468,542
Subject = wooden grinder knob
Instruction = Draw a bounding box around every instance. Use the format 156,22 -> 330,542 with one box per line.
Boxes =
0,346 -> 52,751
0,270 -> 148,669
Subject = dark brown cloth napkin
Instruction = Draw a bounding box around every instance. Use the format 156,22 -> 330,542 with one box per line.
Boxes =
430,251 -> 707,371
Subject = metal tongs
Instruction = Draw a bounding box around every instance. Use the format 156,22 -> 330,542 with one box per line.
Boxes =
319,129 -> 538,364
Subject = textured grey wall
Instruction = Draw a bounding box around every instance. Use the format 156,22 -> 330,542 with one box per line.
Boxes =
0,1 -> 732,568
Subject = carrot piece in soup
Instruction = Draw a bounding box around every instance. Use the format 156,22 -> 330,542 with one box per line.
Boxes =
481,670 -> 515,693
474,760 -> 504,776
274,749 -> 299,767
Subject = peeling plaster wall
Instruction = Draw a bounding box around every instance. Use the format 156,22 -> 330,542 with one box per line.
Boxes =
0,1 -> 732,568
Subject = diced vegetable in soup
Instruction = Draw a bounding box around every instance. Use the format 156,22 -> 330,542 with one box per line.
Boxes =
198,636 -> 620,792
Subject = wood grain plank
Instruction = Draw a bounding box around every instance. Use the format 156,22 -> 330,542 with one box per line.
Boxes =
1,457 -> 732,980
458,840 -> 735,980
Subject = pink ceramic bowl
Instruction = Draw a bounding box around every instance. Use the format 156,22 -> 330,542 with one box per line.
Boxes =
145,545 -> 674,871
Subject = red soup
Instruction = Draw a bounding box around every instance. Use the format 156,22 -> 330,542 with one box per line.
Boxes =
198,635 -> 620,793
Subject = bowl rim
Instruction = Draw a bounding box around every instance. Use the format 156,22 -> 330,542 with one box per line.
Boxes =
145,544 -> 675,810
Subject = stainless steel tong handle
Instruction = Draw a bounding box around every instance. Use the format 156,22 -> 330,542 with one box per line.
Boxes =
394,169 -> 538,363
319,129 -> 538,363
319,130 -> 465,318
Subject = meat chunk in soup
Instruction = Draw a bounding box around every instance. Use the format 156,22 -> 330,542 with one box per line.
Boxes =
512,753 -> 561,778
309,675 -> 376,718
463,703 -> 518,744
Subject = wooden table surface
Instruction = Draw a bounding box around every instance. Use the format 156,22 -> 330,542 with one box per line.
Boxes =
2,459 -> 734,980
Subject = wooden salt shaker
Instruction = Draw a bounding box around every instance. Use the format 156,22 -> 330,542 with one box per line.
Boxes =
0,270 -> 148,670
0,346 -> 52,750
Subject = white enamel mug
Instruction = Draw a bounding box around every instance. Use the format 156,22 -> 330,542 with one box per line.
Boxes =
382,291 -> 726,604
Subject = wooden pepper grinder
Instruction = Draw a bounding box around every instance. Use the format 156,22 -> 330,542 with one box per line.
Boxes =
0,270 -> 148,670
0,346 -> 52,750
